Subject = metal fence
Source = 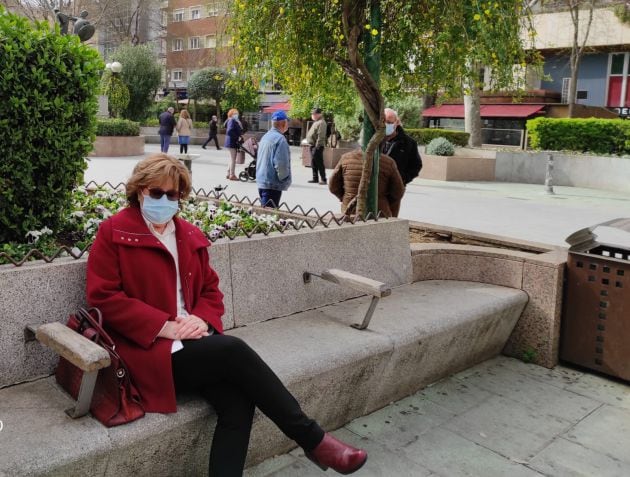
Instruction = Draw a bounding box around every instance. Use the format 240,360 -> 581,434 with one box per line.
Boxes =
0,183 -> 384,267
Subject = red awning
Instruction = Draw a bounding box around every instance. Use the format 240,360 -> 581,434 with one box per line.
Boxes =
262,102 -> 291,113
422,104 -> 545,119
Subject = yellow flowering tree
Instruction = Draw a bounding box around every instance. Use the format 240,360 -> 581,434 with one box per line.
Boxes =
231,0 -> 538,215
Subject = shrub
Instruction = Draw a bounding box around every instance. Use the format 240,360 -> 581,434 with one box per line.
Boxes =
426,137 -> 455,156
96,119 -> 140,136
406,128 -> 470,147
527,118 -> 630,155
102,75 -> 130,118
0,6 -> 102,243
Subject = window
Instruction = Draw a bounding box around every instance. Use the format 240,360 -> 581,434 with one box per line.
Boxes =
189,37 -> 201,49
188,70 -> 196,80
173,38 -> 183,51
173,9 -> 185,22
190,7 -> 201,20
611,54 -> 625,75
207,1 -> 224,16
607,52 -> 630,108
172,70 -> 183,81
205,35 -> 217,48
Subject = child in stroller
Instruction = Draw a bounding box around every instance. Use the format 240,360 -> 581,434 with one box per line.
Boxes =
238,137 -> 258,182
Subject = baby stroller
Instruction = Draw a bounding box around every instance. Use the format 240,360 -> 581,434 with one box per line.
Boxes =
238,137 -> 258,182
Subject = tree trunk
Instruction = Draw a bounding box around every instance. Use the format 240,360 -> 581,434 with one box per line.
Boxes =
464,87 -> 482,147
567,0 -> 595,118
337,0 -> 385,218
421,94 -> 435,128
568,52 -> 579,118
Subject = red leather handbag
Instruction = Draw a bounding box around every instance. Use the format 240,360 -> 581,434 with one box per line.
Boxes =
55,307 -> 145,427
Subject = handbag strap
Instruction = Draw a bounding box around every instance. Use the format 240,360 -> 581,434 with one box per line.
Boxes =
76,307 -> 116,349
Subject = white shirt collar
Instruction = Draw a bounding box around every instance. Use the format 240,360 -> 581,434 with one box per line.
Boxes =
142,215 -> 176,237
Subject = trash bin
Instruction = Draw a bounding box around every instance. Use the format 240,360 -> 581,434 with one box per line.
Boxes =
561,218 -> 630,381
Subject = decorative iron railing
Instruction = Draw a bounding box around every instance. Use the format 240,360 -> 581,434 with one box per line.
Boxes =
1,183 -> 384,267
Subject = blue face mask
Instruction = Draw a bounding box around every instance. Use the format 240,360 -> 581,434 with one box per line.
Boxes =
141,194 -> 179,225
385,123 -> 396,136
233,114 -> 239,121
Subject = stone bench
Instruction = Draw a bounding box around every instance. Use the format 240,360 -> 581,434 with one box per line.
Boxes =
175,154 -> 200,175
0,280 -> 528,476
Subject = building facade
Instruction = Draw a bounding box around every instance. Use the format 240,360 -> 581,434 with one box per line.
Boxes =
162,0 -> 232,95
530,3 -> 630,116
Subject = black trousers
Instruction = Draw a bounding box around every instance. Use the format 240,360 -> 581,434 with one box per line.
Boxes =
171,334 -> 324,477
310,146 -> 326,181
203,133 -> 220,149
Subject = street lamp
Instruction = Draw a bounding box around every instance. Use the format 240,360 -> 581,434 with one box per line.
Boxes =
110,61 -> 122,74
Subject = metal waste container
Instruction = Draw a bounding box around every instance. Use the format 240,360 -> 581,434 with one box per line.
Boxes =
561,218 -> 630,381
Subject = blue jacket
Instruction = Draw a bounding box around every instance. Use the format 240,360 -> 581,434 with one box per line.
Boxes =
256,127 -> 292,191
224,118 -> 242,148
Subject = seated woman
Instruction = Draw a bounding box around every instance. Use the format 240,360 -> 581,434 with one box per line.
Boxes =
86,153 -> 367,476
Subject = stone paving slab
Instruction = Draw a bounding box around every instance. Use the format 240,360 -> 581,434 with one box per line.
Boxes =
245,355 -> 630,477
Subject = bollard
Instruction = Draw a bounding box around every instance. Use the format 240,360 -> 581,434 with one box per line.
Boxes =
545,153 -> 555,195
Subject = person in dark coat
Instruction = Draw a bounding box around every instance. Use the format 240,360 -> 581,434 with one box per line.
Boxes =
86,153 -> 367,476
382,108 -> 422,216
158,107 -> 177,153
202,115 -> 221,150
224,108 -> 243,180
328,149 -> 405,218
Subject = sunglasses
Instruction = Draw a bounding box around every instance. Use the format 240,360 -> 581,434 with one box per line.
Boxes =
145,187 -> 181,201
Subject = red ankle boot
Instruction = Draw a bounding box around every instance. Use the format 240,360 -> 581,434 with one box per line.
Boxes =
305,433 -> 368,474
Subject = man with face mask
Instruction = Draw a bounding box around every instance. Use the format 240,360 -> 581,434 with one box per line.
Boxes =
382,108 -> 422,216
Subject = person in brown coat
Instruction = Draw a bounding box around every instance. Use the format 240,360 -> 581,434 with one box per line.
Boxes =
329,149 -> 405,217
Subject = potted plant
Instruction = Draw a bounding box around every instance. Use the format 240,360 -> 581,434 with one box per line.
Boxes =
420,137 -> 495,181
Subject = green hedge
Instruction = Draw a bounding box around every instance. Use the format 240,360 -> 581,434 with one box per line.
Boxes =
141,118 -> 212,130
0,7 -> 102,243
406,128 -> 470,147
96,119 -> 140,136
527,117 -> 630,155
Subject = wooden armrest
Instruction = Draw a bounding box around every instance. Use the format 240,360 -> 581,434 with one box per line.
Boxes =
320,269 -> 391,298
35,322 -> 110,372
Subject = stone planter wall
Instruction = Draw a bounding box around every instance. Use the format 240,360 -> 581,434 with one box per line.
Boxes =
419,154 -> 496,181
140,127 -> 264,146
90,136 -> 145,157
495,151 -> 630,193
0,219 -> 412,388
301,146 -> 356,169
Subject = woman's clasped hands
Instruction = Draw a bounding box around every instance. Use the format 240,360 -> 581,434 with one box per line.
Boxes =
159,315 -> 210,340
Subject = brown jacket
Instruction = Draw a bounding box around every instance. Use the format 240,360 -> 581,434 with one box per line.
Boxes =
329,149 -> 405,217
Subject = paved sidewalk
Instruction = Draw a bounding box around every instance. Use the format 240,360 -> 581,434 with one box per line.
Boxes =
245,356 -> 630,477
85,144 -> 630,247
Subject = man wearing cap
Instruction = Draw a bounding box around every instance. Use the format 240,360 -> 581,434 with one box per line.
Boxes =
256,110 -> 292,207
305,107 -> 327,184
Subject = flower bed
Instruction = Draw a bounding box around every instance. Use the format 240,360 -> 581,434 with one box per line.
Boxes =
0,187 -> 300,265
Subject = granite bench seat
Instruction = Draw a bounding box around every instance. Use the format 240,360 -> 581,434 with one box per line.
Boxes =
0,280 -> 528,477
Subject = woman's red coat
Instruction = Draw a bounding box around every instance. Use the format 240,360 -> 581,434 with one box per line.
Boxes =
86,206 -> 225,413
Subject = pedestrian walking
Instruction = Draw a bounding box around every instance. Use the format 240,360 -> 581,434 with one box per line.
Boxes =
202,115 -> 221,150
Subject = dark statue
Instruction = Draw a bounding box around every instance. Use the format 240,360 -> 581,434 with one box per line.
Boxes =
50,2 -> 95,42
